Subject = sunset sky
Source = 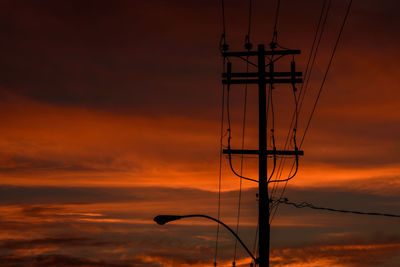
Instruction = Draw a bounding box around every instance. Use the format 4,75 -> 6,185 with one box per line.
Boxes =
0,0 -> 399,266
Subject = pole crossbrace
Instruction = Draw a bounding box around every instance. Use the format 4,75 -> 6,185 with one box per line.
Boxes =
222,78 -> 302,85
223,149 -> 304,156
222,49 -> 301,57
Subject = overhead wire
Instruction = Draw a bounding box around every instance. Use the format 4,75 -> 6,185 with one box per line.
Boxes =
270,0 -> 331,185
233,1 -> 253,265
214,0 -> 228,265
214,60 -> 224,267
275,198 -> 400,218
252,219 -> 259,266
267,70 -> 277,181
214,57 -> 225,267
269,0 -> 331,220
270,0 -> 281,49
265,0 -> 283,217
270,0 -> 353,223
226,80 -> 258,183
301,0 -> 353,146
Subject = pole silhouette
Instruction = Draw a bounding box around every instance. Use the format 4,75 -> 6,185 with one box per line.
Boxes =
222,44 -> 303,266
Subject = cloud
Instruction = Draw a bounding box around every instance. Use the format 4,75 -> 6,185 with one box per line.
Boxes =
0,185 -> 398,266
270,242 -> 400,267
0,254 -> 138,267
0,237 -> 124,251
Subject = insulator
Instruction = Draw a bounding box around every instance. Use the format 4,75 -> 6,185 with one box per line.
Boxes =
245,42 -> 253,50
269,41 -> 277,50
221,43 -> 229,51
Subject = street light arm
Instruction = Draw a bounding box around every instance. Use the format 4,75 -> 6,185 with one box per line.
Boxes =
154,214 -> 258,263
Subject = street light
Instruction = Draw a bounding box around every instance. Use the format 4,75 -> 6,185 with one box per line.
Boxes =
154,214 -> 258,264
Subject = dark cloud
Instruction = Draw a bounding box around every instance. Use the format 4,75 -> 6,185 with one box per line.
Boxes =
0,155 -> 138,173
1,0 -> 397,119
270,242 -> 400,267
0,0 -> 220,117
0,254 -> 139,267
0,185 -> 398,266
0,237 -> 127,250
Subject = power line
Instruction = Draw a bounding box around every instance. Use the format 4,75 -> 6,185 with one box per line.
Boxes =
267,0 -> 332,210
269,0 -> 342,220
269,0 -> 331,187
276,198 -> 400,218
214,56 -> 226,267
226,77 -> 258,183
233,0 -> 257,260
301,0 -> 353,146
233,9 -> 253,262
214,0 -> 228,263
220,0 -> 229,52
270,0 -> 281,48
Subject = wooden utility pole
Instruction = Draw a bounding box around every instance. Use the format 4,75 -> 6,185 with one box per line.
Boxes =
222,44 -> 303,267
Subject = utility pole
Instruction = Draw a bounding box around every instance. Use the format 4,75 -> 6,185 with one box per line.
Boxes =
222,44 -> 304,267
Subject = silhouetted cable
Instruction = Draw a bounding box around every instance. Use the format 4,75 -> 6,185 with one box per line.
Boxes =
247,0 -> 252,37
214,57 -> 227,267
252,218 -> 259,265
226,73 -> 258,183
301,0 -> 353,146
232,49 -> 251,267
276,198 -> 400,218
220,0 -> 229,51
267,83 -> 277,181
269,0 -> 331,222
269,0 -> 329,187
226,93 -> 258,182
270,0 -> 281,48
297,0 -> 331,120
270,0 -> 338,225
244,0 -> 253,50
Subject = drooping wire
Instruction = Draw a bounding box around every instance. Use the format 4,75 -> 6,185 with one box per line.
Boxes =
270,0 -> 352,223
268,84 -> 299,213
267,80 -> 277,181
275,198 -> 400,218
233,1 -> 253,264
231,59 -> 248,267
214,58 -> 226,267
232,50 -> 250,267
268,90 -> 299,184
226,78 -> 258,183
269,0 -> 331,223
269,0 -> 330,189
270,0 -> 331,185
214,1 -> 229,265
269,0 -> 331,221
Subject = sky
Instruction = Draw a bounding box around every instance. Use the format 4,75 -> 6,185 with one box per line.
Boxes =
0,0 -> 399,266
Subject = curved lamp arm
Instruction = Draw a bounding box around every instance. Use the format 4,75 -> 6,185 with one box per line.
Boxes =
154,214 -> 258,263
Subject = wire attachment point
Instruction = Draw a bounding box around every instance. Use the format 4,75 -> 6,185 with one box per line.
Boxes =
245,35 -> 253,50
220,34 -> 229,52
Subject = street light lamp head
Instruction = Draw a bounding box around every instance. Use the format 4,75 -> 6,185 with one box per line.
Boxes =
153,215 -> 182,225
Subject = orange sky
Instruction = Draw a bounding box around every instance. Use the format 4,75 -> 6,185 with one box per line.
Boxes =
0,0 -> 399,266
